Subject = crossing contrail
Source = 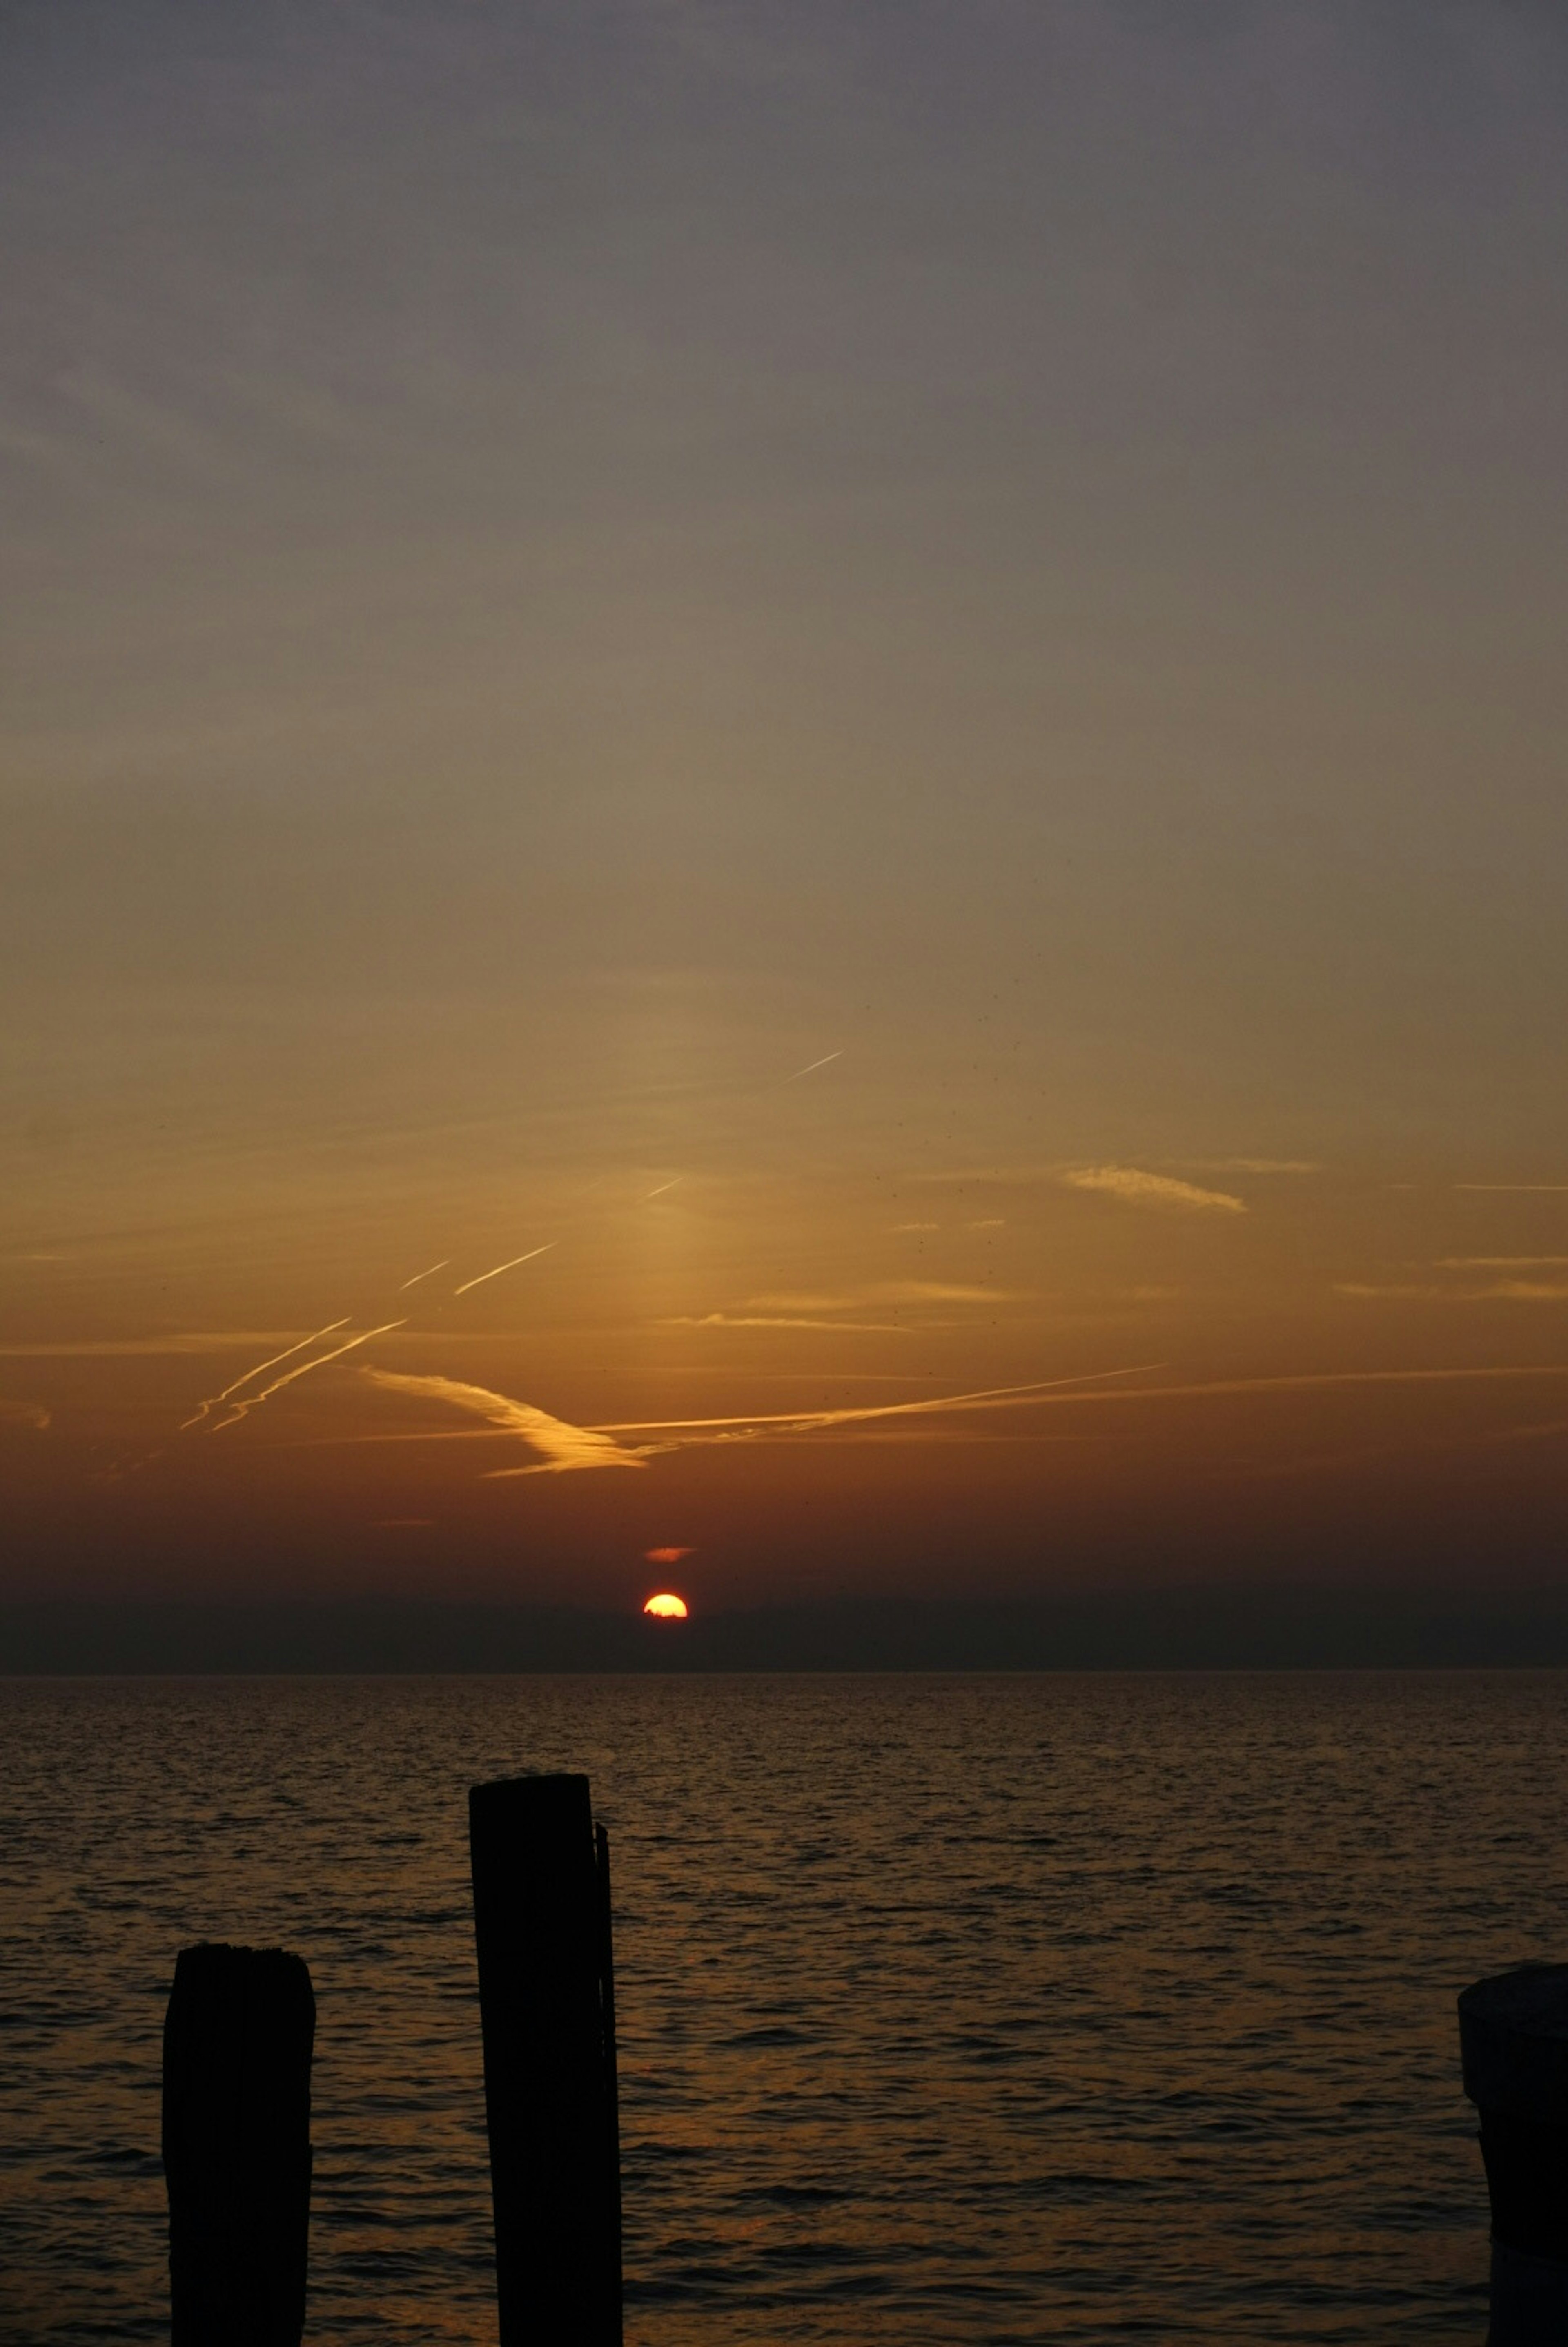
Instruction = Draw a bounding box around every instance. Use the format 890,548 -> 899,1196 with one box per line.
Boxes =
211,1321 -> 405,1431
180,1318 -> 352,1430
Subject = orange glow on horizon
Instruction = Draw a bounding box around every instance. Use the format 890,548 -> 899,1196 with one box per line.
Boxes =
643,1592 -> 689,1620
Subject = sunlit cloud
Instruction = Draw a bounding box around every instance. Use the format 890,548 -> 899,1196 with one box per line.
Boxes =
365,1369 -> 647,1474
892,1221 -> 939,1232
646,1545 -> 693,1564
1060,1165 -> 1246,1213
0,1398 -> 50,1431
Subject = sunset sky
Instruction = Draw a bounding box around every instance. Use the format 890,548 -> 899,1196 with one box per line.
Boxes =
4,2 -> 1567,1612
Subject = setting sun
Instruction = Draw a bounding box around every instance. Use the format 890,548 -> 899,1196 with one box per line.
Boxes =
643,1593 -> 689,1620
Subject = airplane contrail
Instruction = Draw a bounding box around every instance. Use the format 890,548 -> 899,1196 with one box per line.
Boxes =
782,1051 -> 842,1083
211,1321 -> 405,1431
644,1178 -> 682,1200
180,1318 -> 352,1430
399,1259 -> 451,1290
589,1364 -> 1165,1439
453,1245 -> 554,1297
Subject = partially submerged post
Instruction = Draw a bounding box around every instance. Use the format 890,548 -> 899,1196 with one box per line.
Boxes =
1459,1962 -> 1568,2345
469,1773 -> 622,2347
162,1941 -> 316,2347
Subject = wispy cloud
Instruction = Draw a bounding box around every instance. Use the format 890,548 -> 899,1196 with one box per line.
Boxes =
0,1332 -> 308,1359
1182,1159 -> 1320,1176
1339,1278 -> 1568,1304
873,1280 -> 1024,1303
1456,1182 -> 1568,1193
1439,1256 -> 1568,1269
1334,1283 -> 1443,1301
365,1370 -> 648,1475
0,1398 -> 50,1431
1060,1166 -> 1246,1214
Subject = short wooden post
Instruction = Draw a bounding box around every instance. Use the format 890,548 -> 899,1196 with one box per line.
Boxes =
161,1941 -> 316,2347
469,1773 -> 622,2347
1459,1962 -> 1568,2345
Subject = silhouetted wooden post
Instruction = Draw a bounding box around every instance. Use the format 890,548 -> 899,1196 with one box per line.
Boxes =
161,1942 -> 316,2347
1459,1963 -> 1568,2345
469,1773 -> 622,2347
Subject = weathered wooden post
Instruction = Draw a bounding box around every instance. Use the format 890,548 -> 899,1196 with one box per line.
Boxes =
1459,1962 -> 1568,2345
161,1941 -> 316,2347
469,1773 -> 622,2347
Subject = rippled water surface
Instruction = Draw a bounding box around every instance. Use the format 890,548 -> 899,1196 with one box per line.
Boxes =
3,1671 -> 1565,2342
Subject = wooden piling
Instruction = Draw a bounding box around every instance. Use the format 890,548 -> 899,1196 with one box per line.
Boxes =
161,1941 -> 316,2347
469,1773 -> 622,2347
1459,1961 -> 1568,2346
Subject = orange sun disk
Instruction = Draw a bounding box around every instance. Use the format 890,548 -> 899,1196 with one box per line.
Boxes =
643,1592 -> 689,1620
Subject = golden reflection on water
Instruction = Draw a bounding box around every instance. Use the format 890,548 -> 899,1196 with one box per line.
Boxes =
4,1672 -> 1559,2341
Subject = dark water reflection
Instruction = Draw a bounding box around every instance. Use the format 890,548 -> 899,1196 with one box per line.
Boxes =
3,1671 -> 1561,2342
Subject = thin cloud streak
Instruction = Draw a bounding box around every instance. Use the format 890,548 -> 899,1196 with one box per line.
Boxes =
1439,1257 -> 1568,1269
590,1366 -> 1166,1438
180,1318 -> 352,1428
0,1333 -> 310,1359
782,1051 -> 842,1083
667,1313 -> 915,1332
453,1244 -> 554,1296
399,1259 -> 451,1290
211,1321 -> 405,1430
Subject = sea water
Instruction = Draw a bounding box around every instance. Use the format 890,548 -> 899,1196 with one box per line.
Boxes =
3,1670 -> 1564,2343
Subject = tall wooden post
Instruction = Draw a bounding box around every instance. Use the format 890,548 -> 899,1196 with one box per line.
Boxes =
162,1941 -> 316,2347
1459,1962 -> 1568,2345
469,1773 -> 622,2347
